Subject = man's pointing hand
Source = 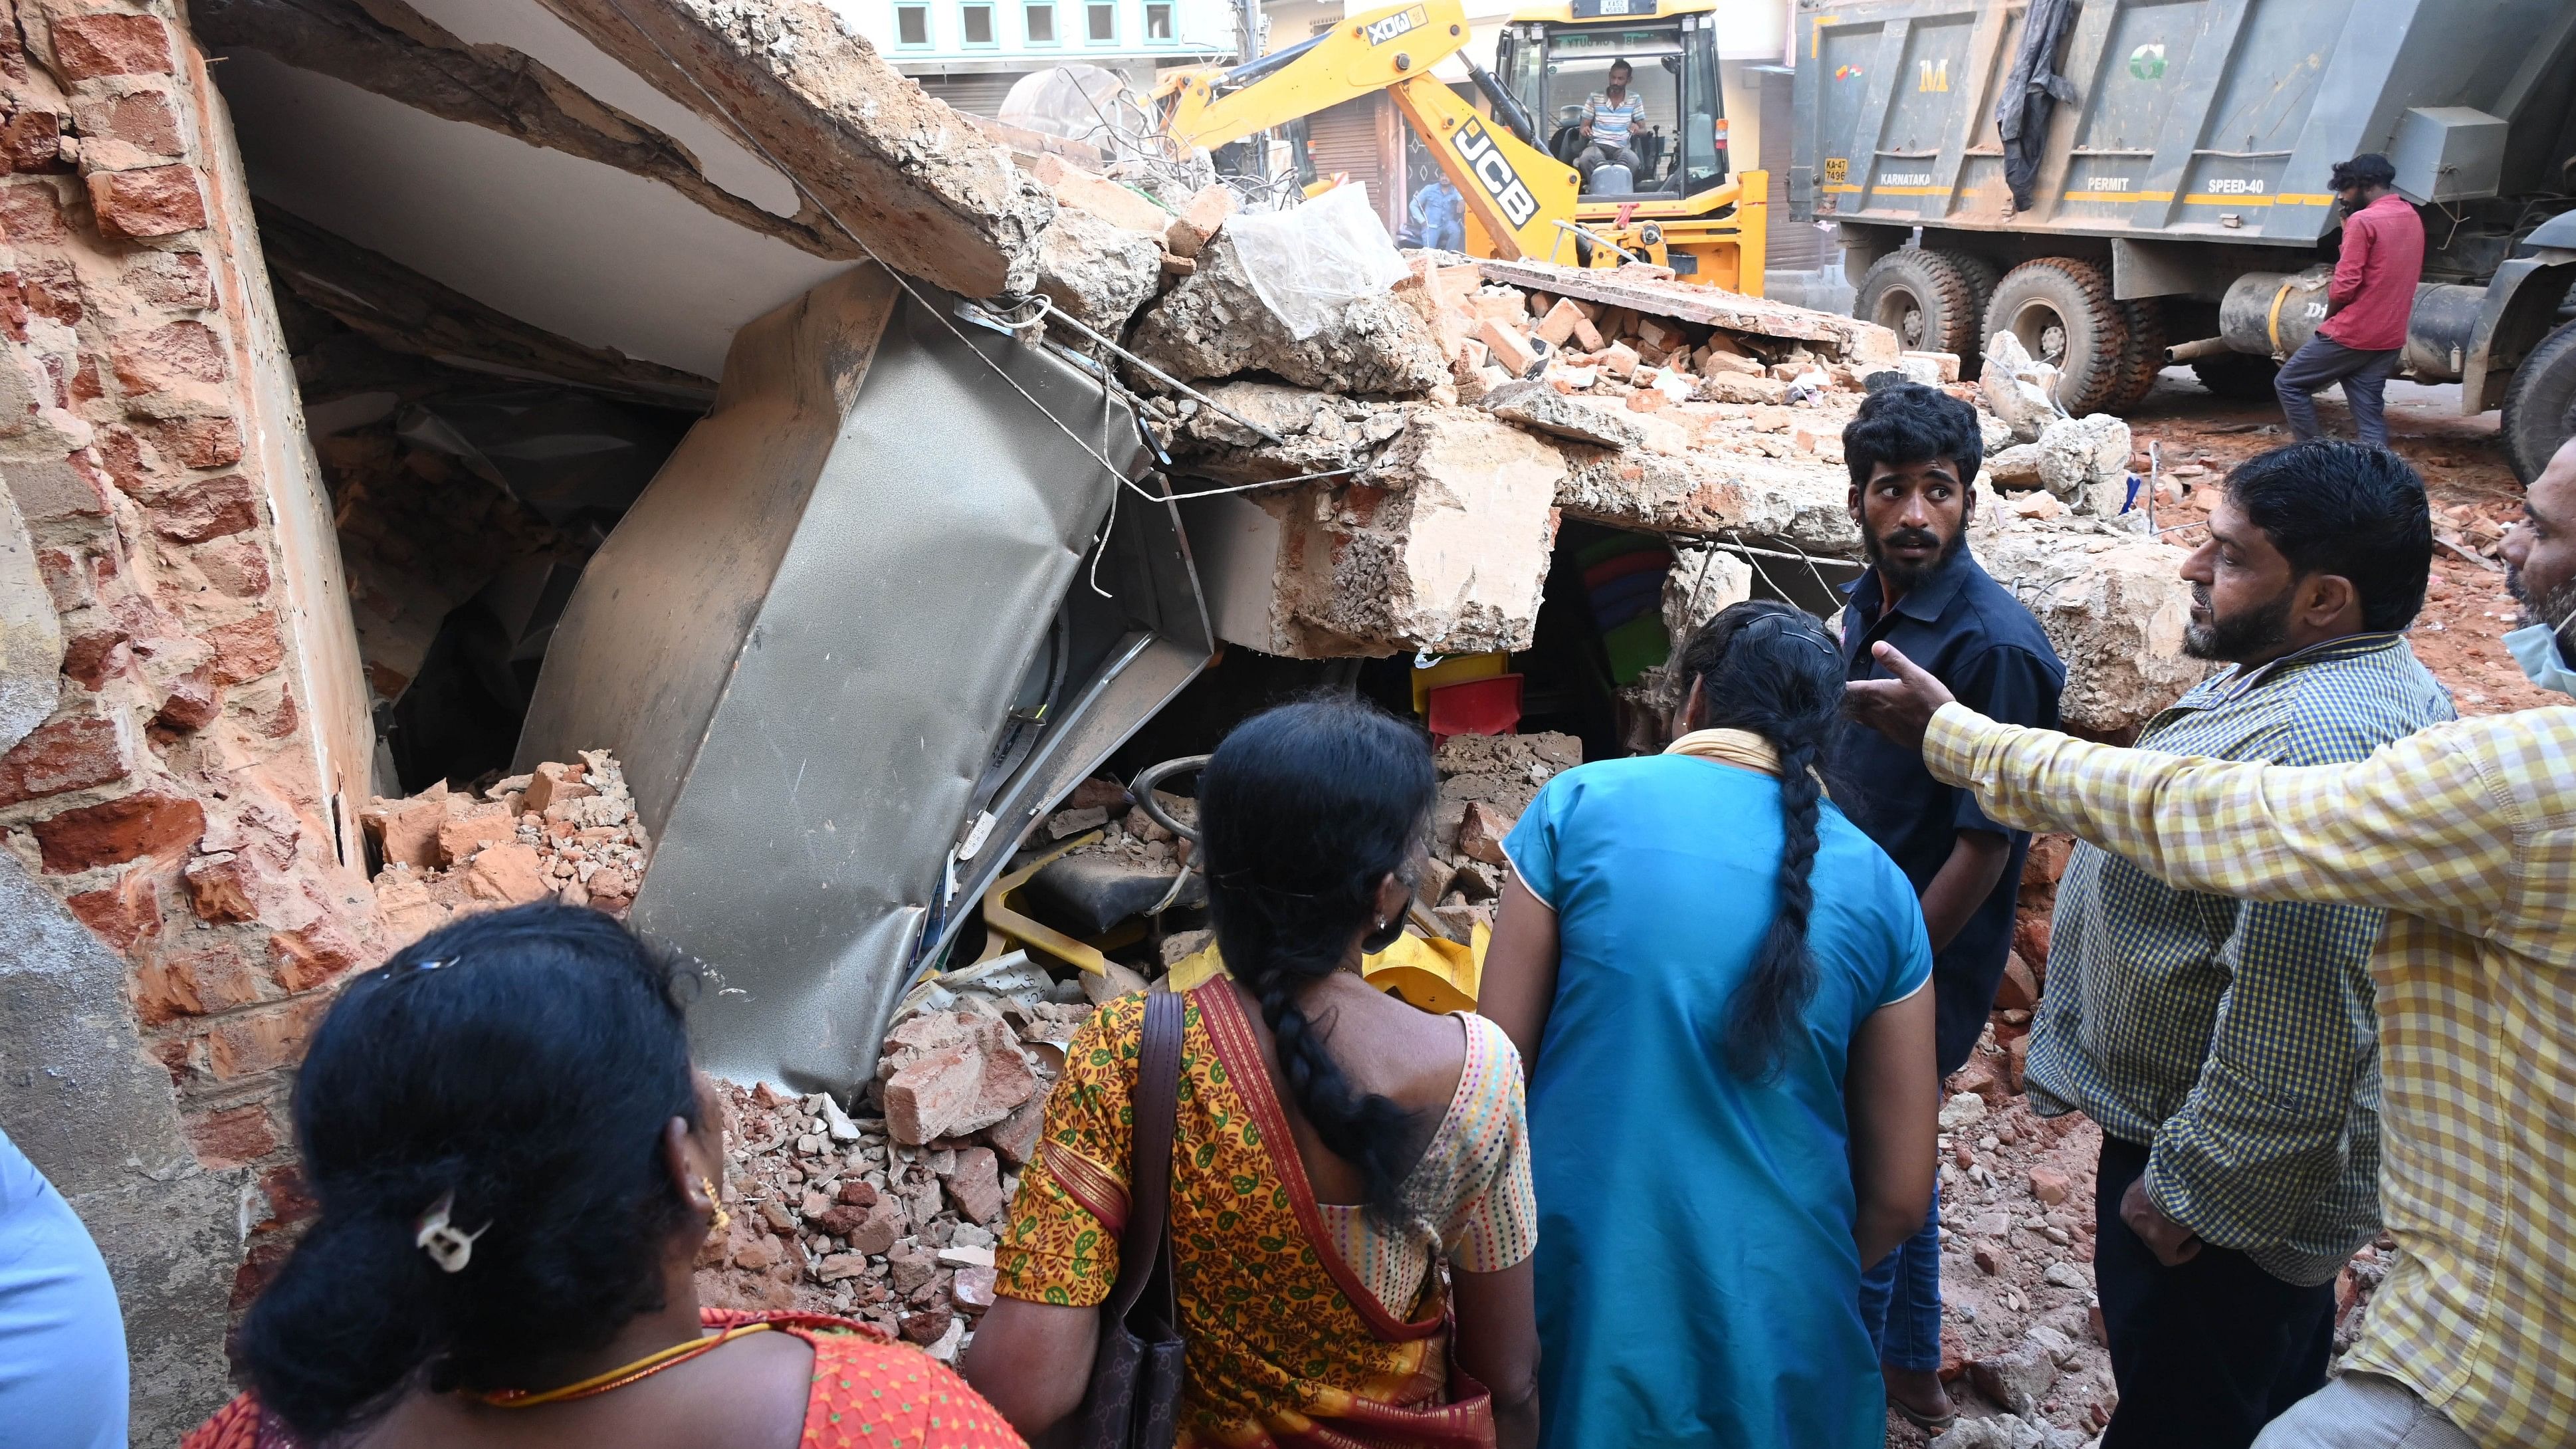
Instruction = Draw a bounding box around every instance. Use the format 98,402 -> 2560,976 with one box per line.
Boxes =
1842,641 -> 1957,753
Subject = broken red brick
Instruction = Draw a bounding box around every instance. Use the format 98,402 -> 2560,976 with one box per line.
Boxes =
943,1145 -> 1006,1224
1535,298 -> 1584,347
96,90 -> 182,157
50,13 -> 175,79
204,612 -> 283,684
2030,1166 -> 2072,1205
1473,316 -> 1540,378
33,791 -> 203,871
148,473 -> 260,542
982,1094 -> 1045,1167
185,1105 -> 278,1169
123,249 -> 209,308
1995,950 -> 2040,1013
183,851 -> 270,922
108,318 -> 227,393
1,108 -> 63,172
87,164 -> 207,239
435,812 -> 514,868
151,414 -> 243,469
1455,801 -> 1511,867
134,945 -> 266,1026
152,664 -> 222,732
0,712 -> 134,806
64,867 -> 163,951
203,996 -> 331,1080
270,920 -> 366,992
464,841 -> 551,905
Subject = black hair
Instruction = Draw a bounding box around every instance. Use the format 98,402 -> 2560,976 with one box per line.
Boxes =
2224,439 -> 2432,632
1677,601 -> 1846,1080
1197,696 -> 1436,1219
236,904 -> 701,1441
1609,56 -> 1633,74
2331,154 -> 2397,191
1842,381 -> 1985,493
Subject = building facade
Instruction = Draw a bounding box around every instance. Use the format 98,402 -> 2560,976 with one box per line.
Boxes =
826,0 -> 1241,114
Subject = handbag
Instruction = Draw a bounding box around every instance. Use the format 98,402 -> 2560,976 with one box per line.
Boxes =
1072,986 -> 1187,1449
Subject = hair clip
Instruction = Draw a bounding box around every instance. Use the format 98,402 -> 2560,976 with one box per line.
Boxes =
414,1190 -> 488,1274
413,956 -> 456,971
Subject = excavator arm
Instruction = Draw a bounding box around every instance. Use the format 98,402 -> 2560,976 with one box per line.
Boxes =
1386,74 -> 1578,264
1159,0 -> 1578,263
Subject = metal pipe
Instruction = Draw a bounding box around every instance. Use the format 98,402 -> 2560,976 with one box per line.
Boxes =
2165,336 -> 2234,363
2214,272 -> 2491,381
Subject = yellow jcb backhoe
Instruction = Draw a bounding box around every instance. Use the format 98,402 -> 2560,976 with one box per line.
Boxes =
1153,0 -> 1765,292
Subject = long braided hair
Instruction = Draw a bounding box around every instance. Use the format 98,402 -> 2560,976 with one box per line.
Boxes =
1197,696 -> 1436,1219
1677,600 -> 1846,1081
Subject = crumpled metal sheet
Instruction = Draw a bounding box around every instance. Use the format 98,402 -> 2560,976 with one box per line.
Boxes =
518,264 -> 1209,1089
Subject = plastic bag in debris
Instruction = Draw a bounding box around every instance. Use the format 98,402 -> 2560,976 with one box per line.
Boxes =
1225,182 -> 1412,341
1978,329 -> 2065,442
998,65 -> 1152,154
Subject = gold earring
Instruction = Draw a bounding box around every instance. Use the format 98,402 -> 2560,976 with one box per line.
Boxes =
700,1176 -> 730,1236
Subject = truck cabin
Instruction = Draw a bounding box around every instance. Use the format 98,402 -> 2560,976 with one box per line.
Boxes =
1497,5 -> 1727,202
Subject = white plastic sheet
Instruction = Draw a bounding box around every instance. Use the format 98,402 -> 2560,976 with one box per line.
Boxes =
997,65 -> 1148,152
1224,183 -> 1412,341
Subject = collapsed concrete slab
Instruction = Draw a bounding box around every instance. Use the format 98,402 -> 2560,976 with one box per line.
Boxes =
1127,232 -> 1448,396
536,0 -> 1053,297
1178,408 -> 1563,658
1033,203 -> 1164,332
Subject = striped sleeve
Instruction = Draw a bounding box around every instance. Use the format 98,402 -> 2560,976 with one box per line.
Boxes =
1440,1016 -> 1537,1274
1921,704 -> 2522,927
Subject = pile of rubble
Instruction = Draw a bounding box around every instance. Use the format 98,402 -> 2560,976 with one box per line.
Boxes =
693,956 -> 1093,1361
358,752 -> 649,945
1005,129 -> 2206,736
692,728 -> 1584,1353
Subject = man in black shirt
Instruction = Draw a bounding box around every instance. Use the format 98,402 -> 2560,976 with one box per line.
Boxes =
1838,384 -> 2066,1430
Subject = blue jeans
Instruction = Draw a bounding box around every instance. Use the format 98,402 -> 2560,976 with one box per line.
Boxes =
1859,1176 -> 1943,1372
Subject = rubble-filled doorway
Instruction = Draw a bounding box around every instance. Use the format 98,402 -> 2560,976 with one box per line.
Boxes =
261,205 -> 710,798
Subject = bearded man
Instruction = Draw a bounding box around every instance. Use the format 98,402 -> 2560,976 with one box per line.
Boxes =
1834,383 -> 2065,1433
1988,440 -> 2449,1449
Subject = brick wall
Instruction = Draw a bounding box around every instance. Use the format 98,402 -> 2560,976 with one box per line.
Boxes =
0,0 -> 381,1313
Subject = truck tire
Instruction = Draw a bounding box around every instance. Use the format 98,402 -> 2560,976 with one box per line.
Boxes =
2107,297 -> 2167,411
1985,257 -> 2129,417
1856,249 -> 1988,363
2191,352 -> 2281,401
2501,318 -> 2576,486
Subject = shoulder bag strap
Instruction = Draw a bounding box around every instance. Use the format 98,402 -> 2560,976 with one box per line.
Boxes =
1106,986 -> 1184,1319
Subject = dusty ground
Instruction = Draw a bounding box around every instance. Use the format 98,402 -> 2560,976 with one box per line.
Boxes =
1885,368 -> 2533,1446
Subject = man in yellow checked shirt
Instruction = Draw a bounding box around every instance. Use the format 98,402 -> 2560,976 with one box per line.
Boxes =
1846,433 -> 2576,1449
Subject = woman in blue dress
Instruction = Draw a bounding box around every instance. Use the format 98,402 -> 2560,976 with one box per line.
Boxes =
1481,600 -> 1939,1448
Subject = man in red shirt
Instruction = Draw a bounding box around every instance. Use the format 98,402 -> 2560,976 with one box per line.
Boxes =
2274,154 -> 2423,447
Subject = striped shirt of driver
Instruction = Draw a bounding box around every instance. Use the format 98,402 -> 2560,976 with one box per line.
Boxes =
2023,633 -> 2451,1287
1922,697 -> 2576,1448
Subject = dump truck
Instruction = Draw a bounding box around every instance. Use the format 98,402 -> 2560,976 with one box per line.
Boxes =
1788,0 -> 2576,482
1158,0 -> 1769,291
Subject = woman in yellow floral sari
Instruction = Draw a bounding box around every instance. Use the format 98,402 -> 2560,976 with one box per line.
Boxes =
961,699 -> 1541,1448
